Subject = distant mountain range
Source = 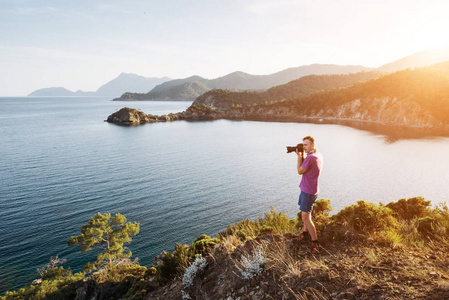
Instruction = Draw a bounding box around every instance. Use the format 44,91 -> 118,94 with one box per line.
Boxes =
29,48 -> 449,99
116,65 -> 371,101
28,73 -> 171,97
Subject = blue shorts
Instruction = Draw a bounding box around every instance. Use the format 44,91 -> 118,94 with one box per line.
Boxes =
298,191 -> 318,213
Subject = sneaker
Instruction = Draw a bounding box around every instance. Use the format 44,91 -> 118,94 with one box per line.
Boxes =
293,232 -> 310,242
307,242 -> 319,254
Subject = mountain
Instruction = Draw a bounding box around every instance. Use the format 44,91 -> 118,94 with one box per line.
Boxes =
180,61 -> 449,130
378,48 -> 449,73
95,73 -> 171,96
29,48 -> 449,99
115,49 -> 449,102
119,81 -> 210,101
192,71 -> 384,110
27,73 -> 171,97
28,87 -> 94,97
114,64 -> 373,101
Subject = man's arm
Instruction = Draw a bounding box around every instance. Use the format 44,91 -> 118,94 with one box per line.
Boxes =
296,150 -> 307,175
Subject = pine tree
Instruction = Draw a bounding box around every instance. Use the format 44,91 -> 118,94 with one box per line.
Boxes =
67,212 -> 140,271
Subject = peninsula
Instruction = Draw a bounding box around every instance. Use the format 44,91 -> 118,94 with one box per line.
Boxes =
107,62 -> 449,132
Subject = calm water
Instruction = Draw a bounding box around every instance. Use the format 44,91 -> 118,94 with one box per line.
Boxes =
1,97 -> 449,293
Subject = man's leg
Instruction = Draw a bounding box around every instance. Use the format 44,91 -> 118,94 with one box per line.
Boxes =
301,211 -> 317,241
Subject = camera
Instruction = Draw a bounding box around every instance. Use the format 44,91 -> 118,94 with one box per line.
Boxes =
286,143 -> 303,153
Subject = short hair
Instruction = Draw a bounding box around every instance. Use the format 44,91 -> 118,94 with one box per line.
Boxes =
303,136 -> 315,144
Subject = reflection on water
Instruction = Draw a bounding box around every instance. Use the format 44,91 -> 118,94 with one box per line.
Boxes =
276,118 -> 449,143
331,120 -> 447,143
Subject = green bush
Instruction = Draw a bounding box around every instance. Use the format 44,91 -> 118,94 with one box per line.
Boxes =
257,206 -> 296,235
386,197 -> 431,220
2,272 -> 84,300
296,199 -> 333,232
219,206 -> 297,241
103,263 -> 147,283
158,243 -> 195,282
192,235 -> 220,255
330,200 -> 396,236
41,266 -> 72,281
417,216 -> 439,236
416,203 -> 449,240
313,199 -> 333,216
144,267 -> 157,278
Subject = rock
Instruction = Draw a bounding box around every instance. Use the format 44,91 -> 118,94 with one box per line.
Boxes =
338,291 -> 356,299
75,280 -> 99,300
250,278 -> 258,287
31,278 -> 42,285
107,108 -> 184,125
429,271 -> 439,277
106,107 -> 149,125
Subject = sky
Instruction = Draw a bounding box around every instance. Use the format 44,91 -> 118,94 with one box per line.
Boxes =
1,0 -> 449,96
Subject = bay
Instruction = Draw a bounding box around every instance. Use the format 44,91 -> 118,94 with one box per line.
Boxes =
1,97 -> 449,294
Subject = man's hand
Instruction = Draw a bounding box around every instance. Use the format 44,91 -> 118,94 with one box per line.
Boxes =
296,149 -> 307,175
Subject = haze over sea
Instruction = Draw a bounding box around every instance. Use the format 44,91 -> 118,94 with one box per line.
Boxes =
1,97 -> 449,293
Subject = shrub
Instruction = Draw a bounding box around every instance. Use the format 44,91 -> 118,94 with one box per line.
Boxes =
2,272 -> 84,300
103,261 -> 147,283
192,235 -> 220,255
386,197 -> 431,220
158,244 -> 195,282
37,256 -> 72,281
429,203 -> 449,237
41,266 -> 72,281
144,267 -> 157,277
296,199 -> 333,232
219,218 -> 257,241
417,216 -> 439,237
313,199 -> 333,216
219,206 -> 297,241
258,206 -> 296,235
329,200 -> 396,238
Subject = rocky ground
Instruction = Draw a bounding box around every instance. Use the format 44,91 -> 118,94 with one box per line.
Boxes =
144,234 -> 449,300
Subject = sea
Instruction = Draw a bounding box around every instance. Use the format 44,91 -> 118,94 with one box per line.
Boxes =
1,96 -> 449,294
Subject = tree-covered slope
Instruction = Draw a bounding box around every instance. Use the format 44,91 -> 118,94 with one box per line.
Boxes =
193,71 -> 384,110
275,61 -> 449,124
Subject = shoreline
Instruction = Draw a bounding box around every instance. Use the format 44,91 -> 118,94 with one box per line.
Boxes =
106,106 -> 449,139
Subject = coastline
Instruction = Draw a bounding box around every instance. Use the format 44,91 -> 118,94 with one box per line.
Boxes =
106,106 -> 449,138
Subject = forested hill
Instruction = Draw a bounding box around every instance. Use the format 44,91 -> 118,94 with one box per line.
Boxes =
183,61 -> 449,130
192,71 -> 383,110
277,61 -> 449,124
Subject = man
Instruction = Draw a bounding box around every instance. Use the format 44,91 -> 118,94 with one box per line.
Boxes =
295,136 -> 323,254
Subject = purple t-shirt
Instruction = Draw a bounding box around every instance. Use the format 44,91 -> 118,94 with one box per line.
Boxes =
299,151 -> 323,195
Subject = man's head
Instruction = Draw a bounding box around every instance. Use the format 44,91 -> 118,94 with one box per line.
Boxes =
303,136 -> 316,154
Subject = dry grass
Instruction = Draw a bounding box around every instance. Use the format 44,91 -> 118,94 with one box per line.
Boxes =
220,234 -> 242,253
